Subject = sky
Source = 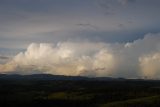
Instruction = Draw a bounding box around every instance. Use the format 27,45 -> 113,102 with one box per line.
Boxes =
0,0 -> 160,78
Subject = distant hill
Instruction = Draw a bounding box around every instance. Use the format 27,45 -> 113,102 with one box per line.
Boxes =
0,74 -> 127,81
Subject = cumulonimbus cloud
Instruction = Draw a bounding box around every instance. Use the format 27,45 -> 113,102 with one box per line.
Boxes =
0,42 -> 116,76
0,33 -> 160,79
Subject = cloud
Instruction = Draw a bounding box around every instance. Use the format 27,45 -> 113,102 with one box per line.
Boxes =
0,55 -> 11,64
76,23 -> 98,30
0,55 -> 10,60
96,0 -> 136,15
118,0 -> 136,5
1,33 -> 160,79
96,0 -> 115,15
139,53 -> 160,79
0,42 -> 116,76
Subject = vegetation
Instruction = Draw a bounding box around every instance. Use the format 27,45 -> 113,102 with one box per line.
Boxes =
0,75 -> 160,107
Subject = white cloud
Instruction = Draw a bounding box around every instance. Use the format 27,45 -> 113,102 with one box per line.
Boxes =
1,33 -> 160,79
0,42 -> 115,76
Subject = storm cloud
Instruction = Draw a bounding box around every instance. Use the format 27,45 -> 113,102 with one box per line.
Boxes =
0,33 -> 160,79
0,0 -> 160,79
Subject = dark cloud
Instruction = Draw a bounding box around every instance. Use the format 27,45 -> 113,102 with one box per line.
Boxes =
0,56 -> 10,60
0,0 -> 160,52
0,55 -> 11,64
76,23 -> 98,30
117,23 -> 125,28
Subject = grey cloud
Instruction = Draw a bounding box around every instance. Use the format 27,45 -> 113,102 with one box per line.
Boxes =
0,55 -> 11,64
1,0 -> 160,66
0,56 -> 10,60
96,0 -> 115,15
96,0 -> 136,16
117,23 -> 125,28
76,23 -> 98,30
118,0 -> 136,5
